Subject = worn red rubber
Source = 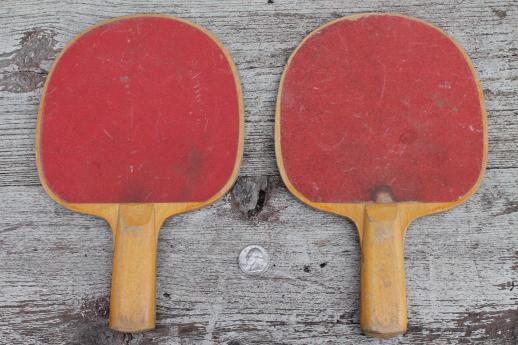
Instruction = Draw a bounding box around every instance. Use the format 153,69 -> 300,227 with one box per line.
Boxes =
40,16 -> 241,203
279,14 -> 484,203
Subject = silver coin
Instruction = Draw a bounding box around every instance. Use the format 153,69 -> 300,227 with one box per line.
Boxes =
238,245 -> 270,274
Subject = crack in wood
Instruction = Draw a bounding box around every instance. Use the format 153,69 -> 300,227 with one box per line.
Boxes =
491,8 -> 508,19
230,176 -> 281,222
497,202 -> 518,216
0,29 -> 57,93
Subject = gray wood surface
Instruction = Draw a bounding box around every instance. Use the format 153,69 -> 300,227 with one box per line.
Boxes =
0,1 -> 516,344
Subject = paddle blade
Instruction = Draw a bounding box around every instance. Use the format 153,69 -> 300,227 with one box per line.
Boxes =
38,16 -> 242,204
278,14 -> 485,204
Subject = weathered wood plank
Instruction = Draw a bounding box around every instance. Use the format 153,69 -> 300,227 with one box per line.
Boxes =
0,169 -> 516,344
0,0 -> 516,344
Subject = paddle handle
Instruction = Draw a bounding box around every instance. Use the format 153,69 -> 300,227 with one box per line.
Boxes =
360,204 -> 407,338
109,204 -> 158,332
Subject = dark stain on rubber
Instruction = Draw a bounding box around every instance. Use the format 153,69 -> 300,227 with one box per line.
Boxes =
370,185 -> 395,203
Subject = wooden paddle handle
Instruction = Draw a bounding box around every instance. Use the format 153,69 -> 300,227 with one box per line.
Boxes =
110,204 -> 158,332
360,204 -> 407,338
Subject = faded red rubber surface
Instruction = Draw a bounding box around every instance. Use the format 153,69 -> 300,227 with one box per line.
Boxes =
279,15 -> 484,203
40,17 -> 240,203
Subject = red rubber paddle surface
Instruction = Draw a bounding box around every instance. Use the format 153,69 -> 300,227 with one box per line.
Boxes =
40,17 -> 240,203
279,15 -> 484,203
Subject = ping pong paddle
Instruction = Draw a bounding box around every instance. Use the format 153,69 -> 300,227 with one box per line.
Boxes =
276,13 -> 486,337
37,15 -> 243,332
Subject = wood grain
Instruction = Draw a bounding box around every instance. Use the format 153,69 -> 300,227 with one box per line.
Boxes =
0,0 -> 516,344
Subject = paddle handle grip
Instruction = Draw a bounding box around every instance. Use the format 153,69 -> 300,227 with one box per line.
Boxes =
110,204 -> 158,332
360,204 -> 407,338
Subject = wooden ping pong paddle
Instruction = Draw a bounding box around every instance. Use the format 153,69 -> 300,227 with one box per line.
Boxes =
276,13 -> 486,337
37,15 -> 243,332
